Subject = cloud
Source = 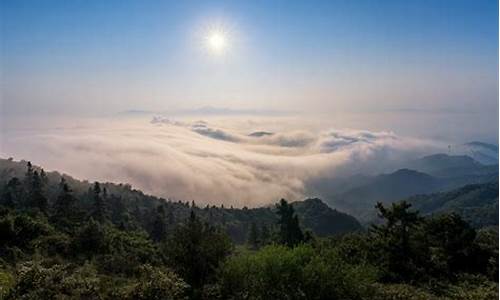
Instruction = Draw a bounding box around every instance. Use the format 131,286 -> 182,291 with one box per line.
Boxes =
1,116 -> 444,207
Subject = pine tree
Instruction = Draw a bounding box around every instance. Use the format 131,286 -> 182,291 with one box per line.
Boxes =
91,182 -> 107,222
52,178 -> 79,229
260,224 -> 271,246
151,205 -> 167,242
30,171 -> 48,213
276,199 -> 304,247
1,177 -> 22,208
247,222 -> 260,249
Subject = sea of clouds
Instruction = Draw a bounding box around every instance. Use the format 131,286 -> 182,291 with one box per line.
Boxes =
1,115 -> 446,207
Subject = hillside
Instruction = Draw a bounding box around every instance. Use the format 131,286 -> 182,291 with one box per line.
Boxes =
326,154 -> 498,223
328,169 -> 442,221
405,153 -> 497,179
0,158 -> 361,243
407,181 -> 499,228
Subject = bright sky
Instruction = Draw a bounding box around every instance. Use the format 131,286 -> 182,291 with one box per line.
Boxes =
1,0 -> 498,141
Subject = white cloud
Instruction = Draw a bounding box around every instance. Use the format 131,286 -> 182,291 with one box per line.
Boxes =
1,116 -> 444,207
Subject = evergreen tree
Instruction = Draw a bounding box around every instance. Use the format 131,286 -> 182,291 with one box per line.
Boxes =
1,177 -> 22,208
91,182 -> 107,222
151,205 -> 167,242
371,201 -> 422,282
165,210 -> 232,293
30,171 -> 48,213
260,224 -> 271,246
51,178 -> 78,229
276,199 -> 304,247
247,222 -> 260,249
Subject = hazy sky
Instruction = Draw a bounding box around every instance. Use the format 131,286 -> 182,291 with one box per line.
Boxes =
1,0 -> 498,141
0,1 -> 498,204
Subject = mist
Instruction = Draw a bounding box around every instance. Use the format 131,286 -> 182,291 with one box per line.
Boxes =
0,114 -> 448,207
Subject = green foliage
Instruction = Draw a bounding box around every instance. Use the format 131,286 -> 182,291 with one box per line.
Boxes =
124,265 -> 189,300
6,261 -> 101,299
164,211 -> 232,292
246,222 -> 260,249
218,244 -> 377,300
276,199 -> 304,247
371,201 -> 422,282
0,159 -> 497,299
151,205 -> 168,242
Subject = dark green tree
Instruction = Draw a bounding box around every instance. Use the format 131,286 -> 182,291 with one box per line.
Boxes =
371,201 -> 422,282
1,177 -> 22,208
30,171 -> 48,213
151,205 -> 167,242
51,178 -> 79,229
247,222 -> 260,249
276,199 -> 304,247
165,210 -> 232,295
260,224 -> 271,246
90,182 -> 107,222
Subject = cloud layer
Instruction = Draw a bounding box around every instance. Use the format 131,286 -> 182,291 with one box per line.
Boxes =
1,116 -> 444,207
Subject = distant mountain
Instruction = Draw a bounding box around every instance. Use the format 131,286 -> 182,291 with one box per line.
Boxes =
459,142 -> 499,165
407,182 -> 498,228
405,153 -> 497,178
328,169 -> 441,222
406,154 -> 480,176
325,157 -> 498,223
0,158 -> 361,244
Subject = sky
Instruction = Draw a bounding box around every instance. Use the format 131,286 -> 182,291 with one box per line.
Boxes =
1,0 -> 498,120
0,0 -> 498,205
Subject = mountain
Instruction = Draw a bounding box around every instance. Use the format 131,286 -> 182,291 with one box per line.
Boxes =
460,142 -> 499,165
0,158 -> 362,244
324,153 -> 498,223
407,181 -> 498,228
292,198 -> 362,236
328,169 -> 441,222
405,153 -> 497,179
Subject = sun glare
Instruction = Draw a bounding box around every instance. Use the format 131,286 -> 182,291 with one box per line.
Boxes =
206,30 -> 228,55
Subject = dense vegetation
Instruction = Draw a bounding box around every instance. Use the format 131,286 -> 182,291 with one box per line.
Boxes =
0,160 -> 498,299
408,182 -> 499,228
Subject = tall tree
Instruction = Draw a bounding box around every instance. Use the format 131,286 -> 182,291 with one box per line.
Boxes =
371,201 -> 421,282
165,210 -> 232,294
151,205 -> 167,242
1,177 -> 22,208
247,222 -> 260,249
260,224 -> 271,246
91,182 -> 107,222
30,171 -> 48,213
51,178 -> 78,229
276,199 -> 304,247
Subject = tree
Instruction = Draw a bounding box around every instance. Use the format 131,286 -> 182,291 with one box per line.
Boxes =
90,182 -> 107,222
260,224 -> 271,246
165,210 -> 232,294
371,201 -> 422,282
422,213 -> 477,276
1,177 -> 22,208
151,205 -> 167,242
247,222 -> 260,249
276,199 -> 304,247
30,171 -> 48,213
51,178 -> 79,230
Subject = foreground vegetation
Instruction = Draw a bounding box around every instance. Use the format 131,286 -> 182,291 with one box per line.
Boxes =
0,161 -> 497,299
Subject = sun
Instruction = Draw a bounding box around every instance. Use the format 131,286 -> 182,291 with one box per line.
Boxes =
206,30 -> 228,55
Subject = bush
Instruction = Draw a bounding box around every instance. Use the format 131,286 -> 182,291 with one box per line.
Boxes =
124,265 -> 189,300
5,261 -> 101,299
218,244 -> 377,299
